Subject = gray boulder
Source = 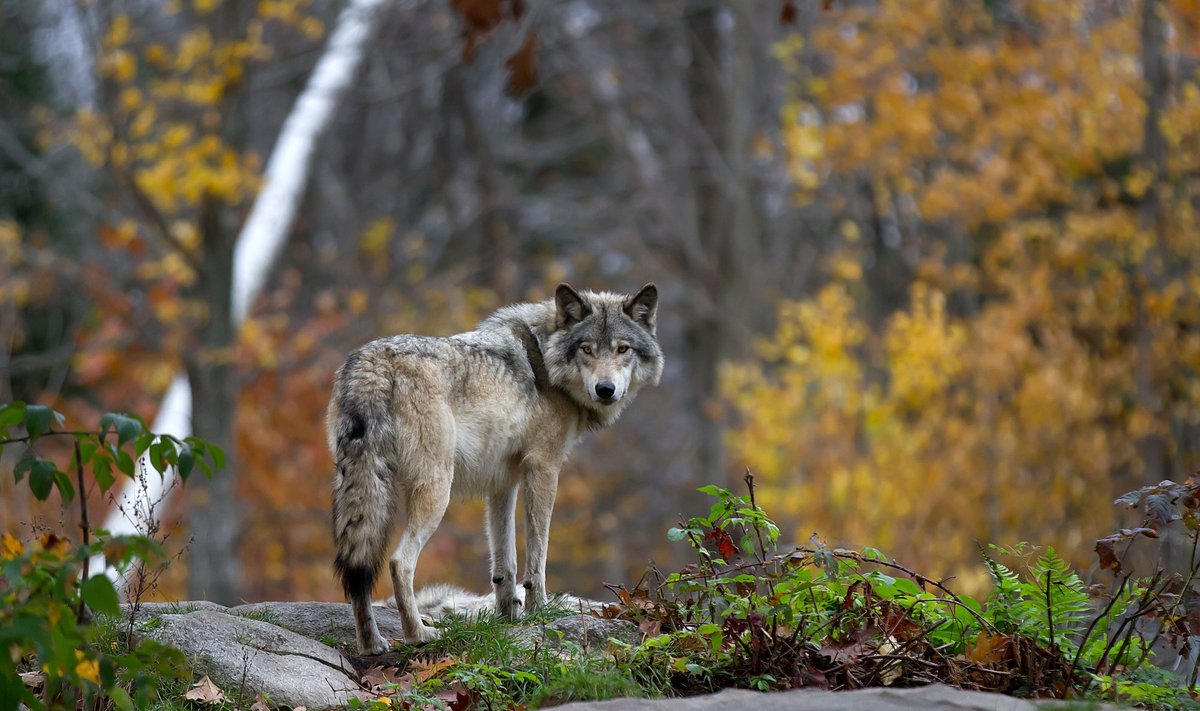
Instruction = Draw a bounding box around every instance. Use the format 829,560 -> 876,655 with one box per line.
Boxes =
515,615 -> 642,651
117,600 -> 228,627
137,609 -> 362,710
551,685 -> 1127,711
228,601 -> 408,650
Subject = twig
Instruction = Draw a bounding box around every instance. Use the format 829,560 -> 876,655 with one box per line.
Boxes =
743,469 -> 768,564
75,439 -> 90,625
1,430 -> 102,445
1067,573 -> 1130,687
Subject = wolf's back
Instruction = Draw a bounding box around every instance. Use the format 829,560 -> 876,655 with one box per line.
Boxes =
330,348 -> 399,602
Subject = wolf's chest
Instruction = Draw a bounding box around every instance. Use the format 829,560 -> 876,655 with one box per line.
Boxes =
449,406 -> 534,496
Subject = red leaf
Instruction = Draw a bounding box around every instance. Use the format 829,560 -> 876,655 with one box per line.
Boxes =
704,527 -> 737,560
505,31 -> 538,97
1095,535 -> 1122,575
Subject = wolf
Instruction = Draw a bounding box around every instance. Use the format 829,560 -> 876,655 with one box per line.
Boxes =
329,282 -> 662,655
379,583 -> 606,621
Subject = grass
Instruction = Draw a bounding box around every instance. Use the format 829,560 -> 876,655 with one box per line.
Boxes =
233,608 -> 277,624
357,604 -> 666,710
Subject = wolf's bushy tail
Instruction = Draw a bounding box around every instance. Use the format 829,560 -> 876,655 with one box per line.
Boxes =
331,369 -> 398,605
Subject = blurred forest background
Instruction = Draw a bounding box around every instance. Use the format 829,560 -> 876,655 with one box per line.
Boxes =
2,0 -> 1200,604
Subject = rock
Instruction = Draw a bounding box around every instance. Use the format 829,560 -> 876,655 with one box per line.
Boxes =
227,601 -> 408,650
116,600 -> 228,627
138,609 -> 361,710
514,615 -> 642,651
550,685 -> 1129,711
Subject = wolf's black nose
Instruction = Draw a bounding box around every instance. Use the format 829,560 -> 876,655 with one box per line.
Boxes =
595,381 -> 616,399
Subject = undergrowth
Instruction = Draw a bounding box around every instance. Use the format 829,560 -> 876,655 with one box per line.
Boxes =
357,471 -> 1200,711
1,401 -> 222,711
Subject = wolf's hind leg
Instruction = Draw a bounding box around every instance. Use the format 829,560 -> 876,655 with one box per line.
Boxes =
390,470 -> 452,643
487,486 -> 520,619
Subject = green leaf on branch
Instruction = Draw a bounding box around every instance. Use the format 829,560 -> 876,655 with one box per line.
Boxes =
53,470 -> 75,503
176,445 -> 195,479
81,575 -> 120,616
0,401 -> 26,429
92,454 -> 115,491
25,405 -> 62,439
28,459 -> 58,501
100,413 -> 143,448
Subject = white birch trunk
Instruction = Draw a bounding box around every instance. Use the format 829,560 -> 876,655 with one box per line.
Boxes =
94,0 -> 393,586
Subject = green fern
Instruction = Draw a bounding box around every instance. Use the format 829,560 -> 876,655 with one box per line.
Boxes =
1027,547 -> 1090,648
980,545 -> 1025,633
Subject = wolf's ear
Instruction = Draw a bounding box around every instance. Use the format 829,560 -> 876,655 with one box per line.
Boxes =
555,283 -> 590,329
623,283 -> 658,334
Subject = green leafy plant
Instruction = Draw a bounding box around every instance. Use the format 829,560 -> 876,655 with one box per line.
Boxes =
602,471 -> 1200,707
0,401 -> 223,711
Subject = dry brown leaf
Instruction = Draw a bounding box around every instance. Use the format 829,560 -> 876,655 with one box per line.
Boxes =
19,671 -> 45,688
249,694 -> 271,711
639,619 -> 662,638
184,675 -> 227,704
965,631 -> 1010,665
361,664 -> 407,691
410,656 -> 458,684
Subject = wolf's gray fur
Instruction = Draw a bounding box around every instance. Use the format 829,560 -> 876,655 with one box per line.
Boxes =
329,283 -> 662,654
376,584 -> 605,621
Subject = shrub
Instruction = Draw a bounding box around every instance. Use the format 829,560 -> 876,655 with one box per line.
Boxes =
0,401 -> 222,711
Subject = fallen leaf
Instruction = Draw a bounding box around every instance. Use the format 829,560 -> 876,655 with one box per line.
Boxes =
361,665 -> 407,691
876,636 -> 902,685
184,676 -> 227,704
19,671 -> 45,688
639,619 -> 662,638
965,631 -> 1010,665
250,694 -> 270,711
410,656 -> 458,684
438,682 -> 472,711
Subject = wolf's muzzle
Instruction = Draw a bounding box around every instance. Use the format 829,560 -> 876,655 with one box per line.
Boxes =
595,381 -> 617,403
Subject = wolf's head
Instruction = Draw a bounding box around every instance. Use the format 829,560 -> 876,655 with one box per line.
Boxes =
544,282 -> 664,427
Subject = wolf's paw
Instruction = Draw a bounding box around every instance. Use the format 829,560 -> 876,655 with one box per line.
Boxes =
407,623 -> 441,645
359,634 -> 391,656
495,592 -> 522,620
522,581 -> 547,614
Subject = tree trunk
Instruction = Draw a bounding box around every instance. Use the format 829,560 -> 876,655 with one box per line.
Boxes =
1135,0 -> 1169,486
184,194 -> 241,603
684,0 -> 765,485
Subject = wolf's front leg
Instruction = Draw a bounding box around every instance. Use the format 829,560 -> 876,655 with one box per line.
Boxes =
522,466 -> 560,613
487,487 -> 521,619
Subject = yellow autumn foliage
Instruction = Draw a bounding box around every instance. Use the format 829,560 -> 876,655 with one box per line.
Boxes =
730,0 -> 1200,590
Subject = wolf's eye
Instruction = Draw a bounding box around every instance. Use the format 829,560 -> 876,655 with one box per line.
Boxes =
617,345 -> 629,354
581,345 -> 593,356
